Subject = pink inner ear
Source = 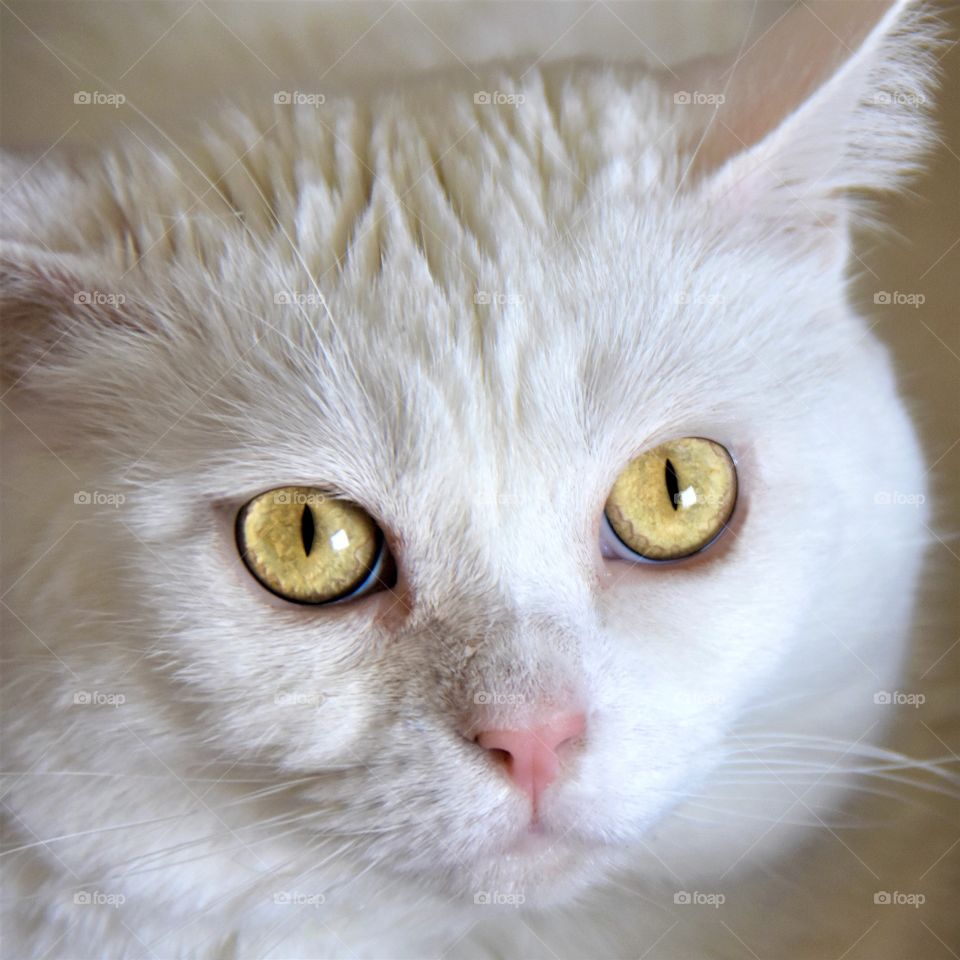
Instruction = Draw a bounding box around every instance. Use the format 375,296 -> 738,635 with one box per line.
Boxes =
669,0 -> 899,174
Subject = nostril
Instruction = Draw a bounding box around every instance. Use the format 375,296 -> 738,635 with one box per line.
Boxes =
472,712 -> 586,804
482,745 -> 514,775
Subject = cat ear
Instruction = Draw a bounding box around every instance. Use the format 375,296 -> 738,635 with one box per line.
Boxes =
2,150 -> 138,384
674,0 -> 940,260
0,241 -> 133,387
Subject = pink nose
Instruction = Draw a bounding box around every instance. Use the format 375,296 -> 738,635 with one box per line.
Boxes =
475,712 -> 586,807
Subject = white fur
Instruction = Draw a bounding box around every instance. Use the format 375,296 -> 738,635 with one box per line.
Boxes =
2,2 -> 955,957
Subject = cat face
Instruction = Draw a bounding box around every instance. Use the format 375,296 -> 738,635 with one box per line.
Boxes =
67,253 -> 831,901
1,0 -> 934,908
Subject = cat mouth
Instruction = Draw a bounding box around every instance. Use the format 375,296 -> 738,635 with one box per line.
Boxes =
502,823 -> 556,857
465,827 -> 613,906
493,817 -> 607,871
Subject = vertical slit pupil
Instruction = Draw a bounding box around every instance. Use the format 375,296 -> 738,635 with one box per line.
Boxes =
300,505 -> 315,556
665,459 -> 680,511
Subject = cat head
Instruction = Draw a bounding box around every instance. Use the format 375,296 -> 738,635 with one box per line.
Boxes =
1,0 -> 937,903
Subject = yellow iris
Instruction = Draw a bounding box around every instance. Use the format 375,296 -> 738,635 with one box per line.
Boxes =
237,487 -> 381,603
605,438 -> 737,560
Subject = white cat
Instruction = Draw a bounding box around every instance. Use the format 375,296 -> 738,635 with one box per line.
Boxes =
2,1 -> 956,957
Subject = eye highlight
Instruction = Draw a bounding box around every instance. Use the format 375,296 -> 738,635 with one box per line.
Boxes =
237,488 -> 390,604
604,438 -> 737,561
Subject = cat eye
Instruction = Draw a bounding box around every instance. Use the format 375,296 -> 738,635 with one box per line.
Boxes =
236,487 -> 393,604
603,438 -> 737,562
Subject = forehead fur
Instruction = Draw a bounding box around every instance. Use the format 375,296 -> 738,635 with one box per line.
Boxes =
7,65 -> 687,270
3,60 -> 855,515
